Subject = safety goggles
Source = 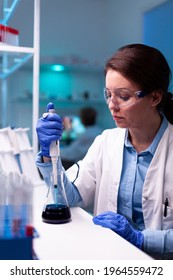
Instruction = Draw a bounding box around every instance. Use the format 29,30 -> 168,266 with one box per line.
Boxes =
104,87 -> 148,109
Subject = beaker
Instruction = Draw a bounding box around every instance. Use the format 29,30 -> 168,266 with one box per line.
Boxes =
42,168 -> 71,224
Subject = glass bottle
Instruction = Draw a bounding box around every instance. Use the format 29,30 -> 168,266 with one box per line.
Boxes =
42,160 -> 71,224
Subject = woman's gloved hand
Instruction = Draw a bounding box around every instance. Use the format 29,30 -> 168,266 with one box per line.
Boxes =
93,211 -> 144,249
36,102 -> 63,157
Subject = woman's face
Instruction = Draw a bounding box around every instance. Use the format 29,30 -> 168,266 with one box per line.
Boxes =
105,69 -> 160,129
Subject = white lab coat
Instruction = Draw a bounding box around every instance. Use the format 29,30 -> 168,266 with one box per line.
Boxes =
66,122 -> 173,231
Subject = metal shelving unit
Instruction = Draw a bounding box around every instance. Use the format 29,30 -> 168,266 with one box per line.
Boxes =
0,0 -> 40,155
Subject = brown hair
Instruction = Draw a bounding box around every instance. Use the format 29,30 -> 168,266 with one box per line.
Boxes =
105,44 -> 173,123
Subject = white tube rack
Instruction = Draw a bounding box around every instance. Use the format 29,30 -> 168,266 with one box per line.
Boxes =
0,127 -> 43,186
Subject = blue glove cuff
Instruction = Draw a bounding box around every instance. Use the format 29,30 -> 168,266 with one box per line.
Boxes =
40,146 -> 51,158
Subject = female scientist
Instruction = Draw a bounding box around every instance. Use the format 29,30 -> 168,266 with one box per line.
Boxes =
36,44 -> 173,259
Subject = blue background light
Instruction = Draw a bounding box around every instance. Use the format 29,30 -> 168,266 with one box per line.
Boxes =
51,64 -> 65,72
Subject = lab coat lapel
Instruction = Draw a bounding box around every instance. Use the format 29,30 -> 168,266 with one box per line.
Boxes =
142,123 -> 173,229
108,128 -> 126,212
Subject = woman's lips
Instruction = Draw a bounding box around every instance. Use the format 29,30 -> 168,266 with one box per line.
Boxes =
113,115 -> 124,121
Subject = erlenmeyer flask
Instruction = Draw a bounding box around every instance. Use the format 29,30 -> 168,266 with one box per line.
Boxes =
42,165 -> 71,224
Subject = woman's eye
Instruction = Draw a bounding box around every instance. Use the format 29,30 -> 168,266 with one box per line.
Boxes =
119,95 -> 131,101
106,92 -> 112,98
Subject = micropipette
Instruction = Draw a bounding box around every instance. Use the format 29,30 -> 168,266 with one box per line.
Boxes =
47,103 -> 59,202
50,140 -> 59,203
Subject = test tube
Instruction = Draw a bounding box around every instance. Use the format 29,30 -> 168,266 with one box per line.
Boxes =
0,172 -> 6,238
21,175 -> 33,236
11,173 -> 33,237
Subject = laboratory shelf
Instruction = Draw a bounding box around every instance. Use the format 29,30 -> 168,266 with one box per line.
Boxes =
0,0 -> 34,78
0,44 -> 34,53
40,98 -> 106,106
0,47 -> 34,79
0,0 -> 40,155
0,0 -> 20,25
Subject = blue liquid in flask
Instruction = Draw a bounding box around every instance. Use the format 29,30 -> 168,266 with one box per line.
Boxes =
42,204 -> 71,224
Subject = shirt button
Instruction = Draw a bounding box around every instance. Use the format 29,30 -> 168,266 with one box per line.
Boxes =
144,195 -> 148,200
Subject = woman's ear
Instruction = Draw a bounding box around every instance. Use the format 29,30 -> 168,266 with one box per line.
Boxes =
151,90 -> 163,107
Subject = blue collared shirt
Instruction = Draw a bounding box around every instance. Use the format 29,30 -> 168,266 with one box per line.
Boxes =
118,115 -> 168,230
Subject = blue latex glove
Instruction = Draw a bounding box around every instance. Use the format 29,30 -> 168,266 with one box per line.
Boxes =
93,211 -> 144,249
36,102 -> 63,157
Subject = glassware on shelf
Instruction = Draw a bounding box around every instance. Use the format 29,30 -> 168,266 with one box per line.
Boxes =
0,24 -> 19,46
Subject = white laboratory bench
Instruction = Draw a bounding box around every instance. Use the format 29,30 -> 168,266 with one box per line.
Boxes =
33,185 -> 152,260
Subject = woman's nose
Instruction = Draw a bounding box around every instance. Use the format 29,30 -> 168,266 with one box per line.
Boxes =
108,99 -> 120,111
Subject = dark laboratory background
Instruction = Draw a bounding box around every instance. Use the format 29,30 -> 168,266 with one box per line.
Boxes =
0,0 -> 172,144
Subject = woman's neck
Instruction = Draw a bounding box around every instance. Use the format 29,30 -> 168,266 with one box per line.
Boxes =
128,113 -> 162,153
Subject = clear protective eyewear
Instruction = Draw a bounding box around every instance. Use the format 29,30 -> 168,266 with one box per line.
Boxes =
104,87 -> 148,108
